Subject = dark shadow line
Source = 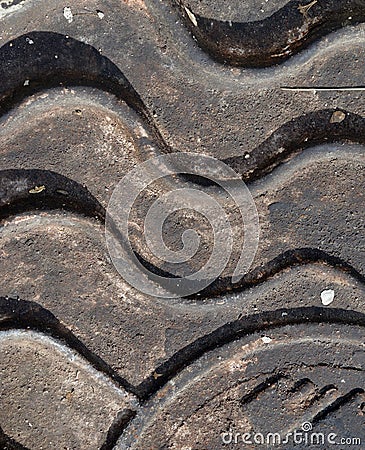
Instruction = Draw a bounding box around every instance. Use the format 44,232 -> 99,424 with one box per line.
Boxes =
1,171 -> 363,299
0,31 -> 171,156
0,38 -> 363,184
240,373 -> 286,405
0,296 -> 140,398
312,387 -> 364,424
223,109 -> 365,182
136,247 -> 365,299
135,307 -> 365,399
100,409 -> 137,450
0,425 -> 29,450
0,168 -> 104,222
175,0 -> 365,67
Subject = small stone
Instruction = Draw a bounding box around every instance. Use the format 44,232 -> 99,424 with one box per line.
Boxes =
97,10 -> 104,19
23,80 -> 30,86
63,6 -> 73,23
261,336 -> 272,344
330,111 -> 346,123
321,289 -> 335,306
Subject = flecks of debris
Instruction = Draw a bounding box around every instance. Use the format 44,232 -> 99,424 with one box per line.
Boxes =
298,0 -> 318,16
184,6 -> 197,27
29,185 -> 46,194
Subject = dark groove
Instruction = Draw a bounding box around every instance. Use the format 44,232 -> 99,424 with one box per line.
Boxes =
0,425 -> 29,450
240,373 -> 285,405
176,0 -> 365,67
0,296 -> 139,398
223,109 -> 365,182
1,298 -> 364,406
135,307 -> 365,400
0,31 -> 170,154
138,247 -> 365,299
1,171 -> 363,299
0,37 -> 363,183
312,388 -> 364,423
100,409 -> 137,450
289,377 -> 313,393
0,169 -> 104,222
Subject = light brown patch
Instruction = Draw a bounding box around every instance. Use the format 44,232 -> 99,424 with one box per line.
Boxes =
123,0 -> 148,13
330,111 -> 346,123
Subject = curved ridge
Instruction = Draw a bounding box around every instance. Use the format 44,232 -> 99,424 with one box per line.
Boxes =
0,31 -> 168,151
0,296 -> 139,397
0,169 -> 104,221
0,32 -> 141,113
136,306 -> 365,398
223,109 -> 365,182
176,0 -> 365,67
1,170 -> 363,299
1,303 -> 365,402
137,247 -> 365,299
0,35 -> 363,184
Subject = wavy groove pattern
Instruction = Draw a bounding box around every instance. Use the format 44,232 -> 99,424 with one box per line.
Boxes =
117,319 -> 365,448
0,4 -> 364,447
1,166 -> 363,298
176,0 -> 365,66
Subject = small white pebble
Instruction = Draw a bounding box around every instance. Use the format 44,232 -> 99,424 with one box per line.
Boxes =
97,10 -> 104,19
26,37 -> 34,44
244,154 -> 250,159
23,80 -> 30,86
63,6 -> 73,23
261,336 -> 272,344
321,289 -> 335,306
